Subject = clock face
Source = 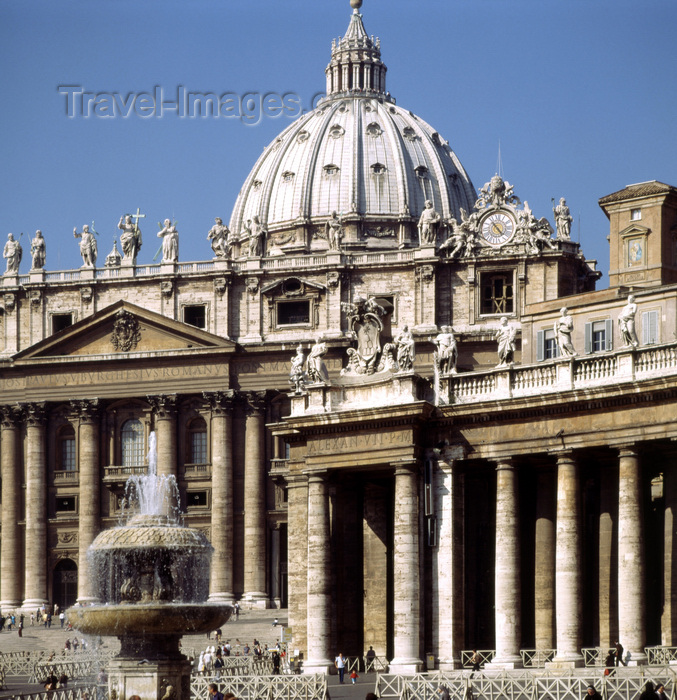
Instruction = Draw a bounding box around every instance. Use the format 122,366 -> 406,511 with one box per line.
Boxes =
481,212 -> 515,247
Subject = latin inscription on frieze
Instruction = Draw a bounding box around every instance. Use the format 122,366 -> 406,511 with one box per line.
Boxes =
306,429 -> 413,456
237,358 -> 342,375
2,364 -> 225,390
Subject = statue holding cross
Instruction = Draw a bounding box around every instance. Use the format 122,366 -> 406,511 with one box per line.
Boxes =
118,208 -> 145,264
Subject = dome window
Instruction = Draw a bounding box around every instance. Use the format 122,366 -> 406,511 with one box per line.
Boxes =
296,130 -> 310,143
323,164 -> 340,177
403,127 -> 417,141
371,163 -> 387,175
415,165 -> 429,178
281,171 -> 295,183
329,124 -> 345,139
252,180 -> 262,190
366,122 -> 383,138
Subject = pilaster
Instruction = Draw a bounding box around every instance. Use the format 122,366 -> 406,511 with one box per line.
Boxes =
287,474 -> 309,659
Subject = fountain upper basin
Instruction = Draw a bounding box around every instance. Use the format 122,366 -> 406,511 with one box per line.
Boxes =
67,602 -> 232,637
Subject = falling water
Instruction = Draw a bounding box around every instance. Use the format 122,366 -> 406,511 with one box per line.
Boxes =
120,431 -> 181,524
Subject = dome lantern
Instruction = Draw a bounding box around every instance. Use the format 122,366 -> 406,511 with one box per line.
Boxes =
325,1 -> 387,98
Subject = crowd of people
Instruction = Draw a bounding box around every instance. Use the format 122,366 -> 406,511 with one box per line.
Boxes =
196,637 -> 285,678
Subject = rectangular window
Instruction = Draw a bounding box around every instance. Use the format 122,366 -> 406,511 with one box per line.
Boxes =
190,431 -> 207,464
585,320 -> 613,354
277,300 -> 310,325
592,323 -> 606,353
184,305 -> 206,329
56,496 -> 76,513
642,310 -> 659,345
537,329 -> 559,361
481,273 -> 514,315
186,490 -> 208,508
631,208 -> 642,221
52,313 -> 73,334
62,438 -> 76,471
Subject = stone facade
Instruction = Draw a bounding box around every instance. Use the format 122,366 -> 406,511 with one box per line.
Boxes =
1,0 -> 677,675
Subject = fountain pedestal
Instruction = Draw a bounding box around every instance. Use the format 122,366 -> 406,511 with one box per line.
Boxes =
108,658 -> 192,700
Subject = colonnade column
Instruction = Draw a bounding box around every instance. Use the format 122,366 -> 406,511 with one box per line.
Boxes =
618,447 -> 647,664
389,463 -> 422,674
534,466 -> 555,650
0,406 -> 23,610
491,459 -> 522,668
243,392 -> 268,606
73,399 -> 100,604
663,451 -> 677,645
598,464 -> 618,649
204,390 -> 235,602
434,449 -> 465,670
22,403 -> 49,610
553,451 -> 583,666
148,394 -> 177,478
304,472 -> 333,673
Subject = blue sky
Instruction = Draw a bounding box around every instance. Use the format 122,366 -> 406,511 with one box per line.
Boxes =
1,0 -> 675,282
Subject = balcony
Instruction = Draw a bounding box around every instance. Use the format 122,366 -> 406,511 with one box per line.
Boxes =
183,463 -> 211,479
445,341 -> 677,405
103,465 -> 148,483
53,470 -> 78,483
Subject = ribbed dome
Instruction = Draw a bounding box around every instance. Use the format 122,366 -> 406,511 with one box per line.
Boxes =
229,5 -> 476,249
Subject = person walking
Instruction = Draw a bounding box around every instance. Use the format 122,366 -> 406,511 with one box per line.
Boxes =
335,652 -> 346,683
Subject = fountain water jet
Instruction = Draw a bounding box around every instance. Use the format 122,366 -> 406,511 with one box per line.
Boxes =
67,432 -> 231,700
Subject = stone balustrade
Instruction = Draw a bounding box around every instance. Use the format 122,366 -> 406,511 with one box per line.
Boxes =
446,341 -> 677,404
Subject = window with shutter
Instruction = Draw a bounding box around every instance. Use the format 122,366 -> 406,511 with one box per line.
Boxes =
642,310 -> 659,345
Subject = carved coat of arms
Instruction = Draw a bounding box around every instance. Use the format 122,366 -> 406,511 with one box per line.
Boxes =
111,310 -> 141,352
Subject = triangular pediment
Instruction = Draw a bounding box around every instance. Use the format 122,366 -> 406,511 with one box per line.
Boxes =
619,223 -> 651,238
14,300 -> 235,361
260,276 -> 326,297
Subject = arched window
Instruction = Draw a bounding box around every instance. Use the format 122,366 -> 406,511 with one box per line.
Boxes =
187,417 -> 207,465
121,419 -> 144,467
57,425 -> 76,471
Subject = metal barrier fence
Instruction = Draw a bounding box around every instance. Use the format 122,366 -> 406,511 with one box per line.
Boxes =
520,649 -> 556,668
4,687 -> 100,700
459,651 -> 496,668
378,669 -> 677,700
31,657 -> 111,684
0,651 -> 49,676
0,651 -> 111,679
190,673 -> 327,700
647,647 -> 677,665
344,655 -> 388,672
582,647 -> 615,667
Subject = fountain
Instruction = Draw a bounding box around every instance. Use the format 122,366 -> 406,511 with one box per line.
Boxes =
67,433 -> 232,700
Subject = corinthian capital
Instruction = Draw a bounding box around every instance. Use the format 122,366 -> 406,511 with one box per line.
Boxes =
70,398 -> 100,423
203,390 -> 236,415
147,394 -> 178,419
